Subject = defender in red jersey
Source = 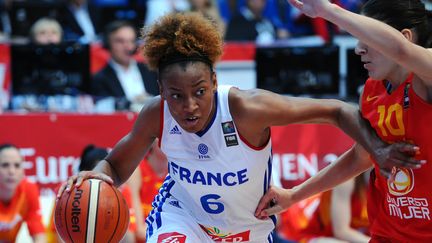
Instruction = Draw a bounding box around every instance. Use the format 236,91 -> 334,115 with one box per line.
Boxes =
0,144 -> 46,243
256,0 -> 432,241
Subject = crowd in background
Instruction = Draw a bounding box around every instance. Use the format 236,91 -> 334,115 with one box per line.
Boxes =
0,0 -> 372,113
0,0 -> 369,43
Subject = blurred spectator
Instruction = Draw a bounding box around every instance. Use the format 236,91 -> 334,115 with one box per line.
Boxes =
0,144 -> 46,243
143,0 -> 189,27
46,144 -> 137,243
29,18 -> 63,45
277,1 -> 328,39
280,173 -> 370,242
0,0 -> 11,41
91,20 -> 158,107
225,0 -> 276,44
219,0 -> 289,39
128,139 -> 168,242
188,0 -> 226,35
59,0 -> 101,43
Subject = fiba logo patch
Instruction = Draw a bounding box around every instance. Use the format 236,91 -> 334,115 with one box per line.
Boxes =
387,167 -> 414,196
198,143 -> 210,159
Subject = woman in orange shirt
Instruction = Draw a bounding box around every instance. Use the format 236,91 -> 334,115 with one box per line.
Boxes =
0,144 -> 46,243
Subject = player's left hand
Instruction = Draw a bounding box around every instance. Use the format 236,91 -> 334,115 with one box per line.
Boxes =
255,186 -> 295,219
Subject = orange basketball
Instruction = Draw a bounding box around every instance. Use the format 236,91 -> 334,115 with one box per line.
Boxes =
54,179 -> 129,243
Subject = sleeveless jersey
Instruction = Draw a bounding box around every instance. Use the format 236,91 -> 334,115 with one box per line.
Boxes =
361,74 -> 432,241
151,85 -> 275,242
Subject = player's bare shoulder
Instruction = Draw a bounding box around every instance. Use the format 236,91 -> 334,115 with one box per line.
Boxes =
229,88 -> 277,116
228,88 -> 272,125
228,87 -> 252,118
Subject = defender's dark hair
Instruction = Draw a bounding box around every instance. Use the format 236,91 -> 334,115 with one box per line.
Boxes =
362,0 -> 432,47
79,145 -> 108,171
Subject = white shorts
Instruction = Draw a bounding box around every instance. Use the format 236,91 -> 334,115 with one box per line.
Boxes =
146,197 -> 214,243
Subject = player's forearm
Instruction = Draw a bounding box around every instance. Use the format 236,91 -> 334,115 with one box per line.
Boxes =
291,146 -> 369,202
322,4 -> 406,62
93,159 -> 124,186
336,103 -> 386,160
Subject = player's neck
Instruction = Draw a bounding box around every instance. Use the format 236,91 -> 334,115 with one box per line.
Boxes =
385,68 -> 410,92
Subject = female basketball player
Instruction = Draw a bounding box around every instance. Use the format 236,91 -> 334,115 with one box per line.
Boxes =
58,12 -> 418,242
256,0 -> 432,241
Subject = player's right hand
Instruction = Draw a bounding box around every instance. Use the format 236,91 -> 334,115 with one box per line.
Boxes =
56,171 -> 114,200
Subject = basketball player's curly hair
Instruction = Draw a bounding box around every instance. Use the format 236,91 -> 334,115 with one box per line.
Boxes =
141,12 -> 223,71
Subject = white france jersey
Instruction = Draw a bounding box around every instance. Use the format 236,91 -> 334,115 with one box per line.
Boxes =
149,85 -> 276,242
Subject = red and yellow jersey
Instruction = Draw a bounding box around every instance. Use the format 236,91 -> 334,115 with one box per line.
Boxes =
281,187 -> 368,242
139,160 -> 165,218
0,179 -> 45,242
361,74 -> 432,241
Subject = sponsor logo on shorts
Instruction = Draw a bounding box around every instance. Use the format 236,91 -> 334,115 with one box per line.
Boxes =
157,232 -> 186,243
200,225 -> 250,242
